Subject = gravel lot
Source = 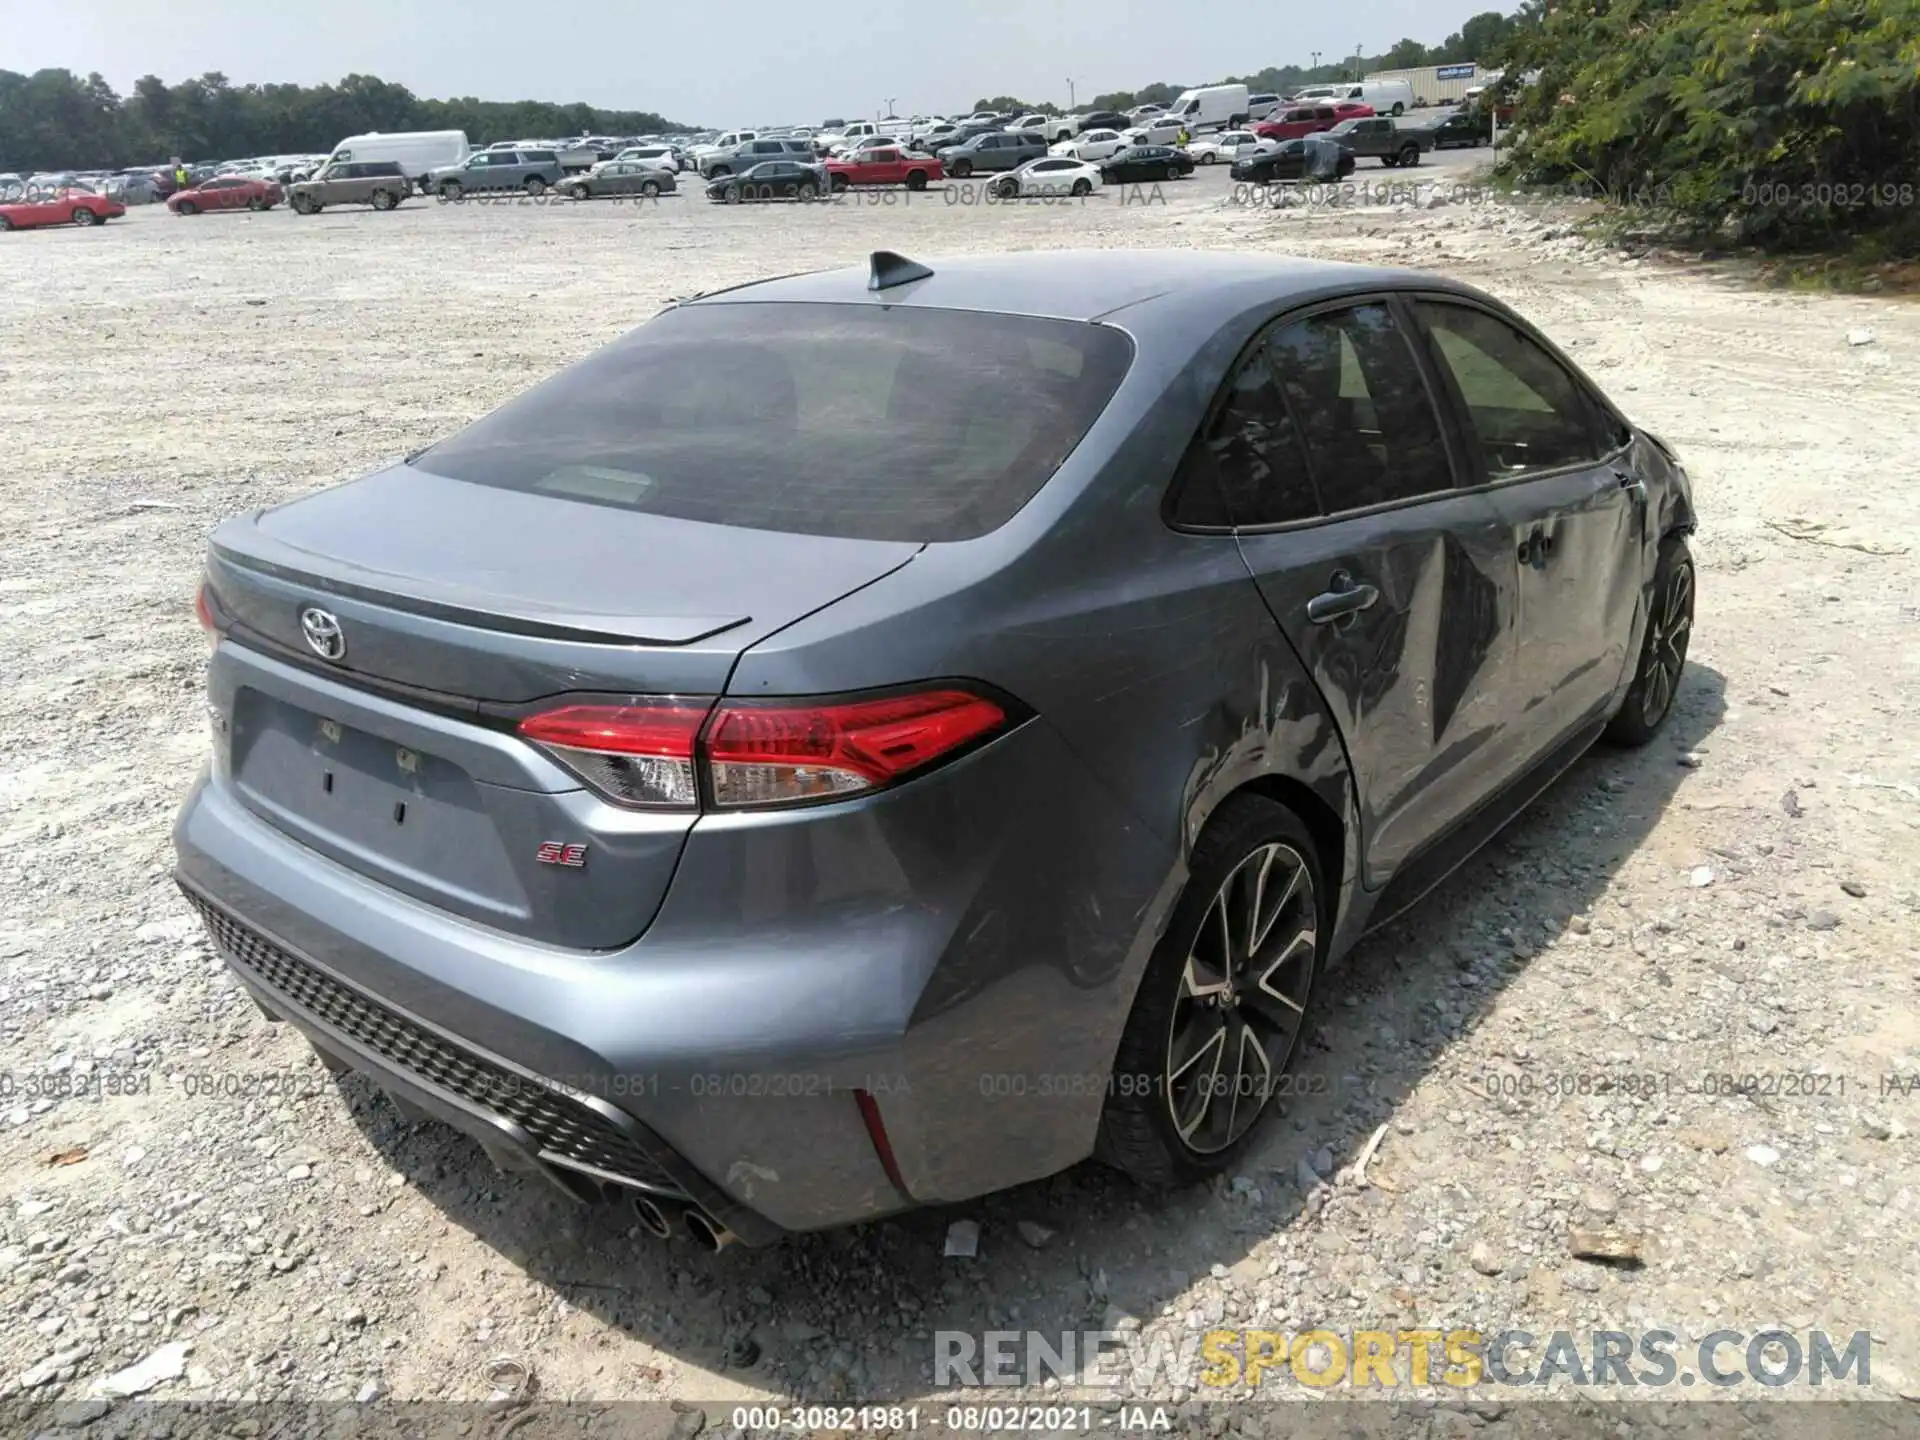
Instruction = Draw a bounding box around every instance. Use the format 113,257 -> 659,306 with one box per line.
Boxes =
2,163 -> 1918,1421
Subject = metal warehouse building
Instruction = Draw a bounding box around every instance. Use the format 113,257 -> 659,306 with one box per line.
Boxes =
1363,62 -> 1481,107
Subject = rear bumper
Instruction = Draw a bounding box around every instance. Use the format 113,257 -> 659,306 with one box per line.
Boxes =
172,703 -> 1177,1238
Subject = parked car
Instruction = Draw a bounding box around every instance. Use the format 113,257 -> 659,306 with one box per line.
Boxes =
937,131 -> 1047,177
430,150 -> 565,198
705,160 -> 825,202
1255,104 -> 1341,142
288,160 -> 412,213
1324,116 -> 1430,167
168,175 -> 282,214
1163,83 -> 1251,134
613,145 -> 686,172
0,185 -> 125,230
1050,128 -> 1131,163
687,130 -> 759,163
1230,138 -> 1357,184
175,247 -> 1695,1248
1120,117 -> 1185,147
1008,114 -> 1075,144
1333,102 -> 1378,119
324,131 -> 469,193
1247,92 -> 1283,121
1292,78 -> 1414,116
564,161 -> 677,199
913,122 -> 964,152
1431,109 -> 1493,148
989,156 -> 1103,198
1099,145 -> 1195,184
702,138 -> 818,178
825,147 -> 942,191
1184,130 -> 1265,165
551,141 -> 605,173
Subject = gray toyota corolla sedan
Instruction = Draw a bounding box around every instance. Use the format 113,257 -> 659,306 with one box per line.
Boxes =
175,249 -> 1696,1249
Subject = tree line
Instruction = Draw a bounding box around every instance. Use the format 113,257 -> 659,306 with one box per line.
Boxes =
0,69 -> 695,173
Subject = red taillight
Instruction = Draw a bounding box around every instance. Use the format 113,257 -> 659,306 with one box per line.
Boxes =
704,690 -> 1006,808
194,582 -> 219,644
517,701 -> 710,810
515,688 -> 1009,812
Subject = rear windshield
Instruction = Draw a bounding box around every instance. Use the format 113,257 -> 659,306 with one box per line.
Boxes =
410,301 -> 1135,542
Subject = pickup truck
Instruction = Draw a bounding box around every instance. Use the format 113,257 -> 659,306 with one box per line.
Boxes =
824,147 -> 944,191
1324,116 -> 1430,167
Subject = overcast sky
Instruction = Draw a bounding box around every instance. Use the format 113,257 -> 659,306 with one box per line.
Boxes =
4,0 -> 1500,123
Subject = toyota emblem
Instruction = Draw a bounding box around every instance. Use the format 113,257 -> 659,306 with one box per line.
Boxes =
300,607 -> 347,662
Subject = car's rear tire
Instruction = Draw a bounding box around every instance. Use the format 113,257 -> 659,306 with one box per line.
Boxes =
525,177 -> 547,196
1605,535 -> 1694,746
950,159 -> 972,178
371,189 -> 398,210
640,179 -> 661,198
1098,794 -> 1324,1188
0,215 -> 14,231
1397,144 -> 1421,167
248,196 -> 267,210
905,170 -> 927,191
72,206 -> 99,226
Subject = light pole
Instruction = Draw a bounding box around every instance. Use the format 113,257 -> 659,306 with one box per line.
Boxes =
1353,45 -> 1362,81
1310,50 -> 1321,77
1067,77 -> 1079,110
882,97 -> 897,118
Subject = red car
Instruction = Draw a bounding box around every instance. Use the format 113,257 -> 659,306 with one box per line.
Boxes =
168,176 -> 283,215
824,146 -> 945,192
1255,102 -> 1376,143
0,186 -> 126,231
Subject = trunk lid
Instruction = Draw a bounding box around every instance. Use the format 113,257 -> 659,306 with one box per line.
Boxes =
205,464 -> 919,947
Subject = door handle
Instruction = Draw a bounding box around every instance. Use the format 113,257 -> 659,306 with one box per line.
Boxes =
1518,528 -> 1555,569
1306,570 -> 1380,625
1615,467 -> 1649,512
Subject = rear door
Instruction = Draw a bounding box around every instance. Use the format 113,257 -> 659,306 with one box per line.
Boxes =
1406,296 -> 1643,755
1217,298 -> 1521,887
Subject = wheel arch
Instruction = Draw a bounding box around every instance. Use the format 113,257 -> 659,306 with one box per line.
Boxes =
1231,773 -> 1348,916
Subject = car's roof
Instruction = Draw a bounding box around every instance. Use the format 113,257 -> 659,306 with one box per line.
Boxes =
690,248 -> 1448,324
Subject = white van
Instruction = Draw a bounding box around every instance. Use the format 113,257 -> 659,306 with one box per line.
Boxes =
1290,79 -> 1415,116
328,131 -> 470,191
1166,83 -> 1251,135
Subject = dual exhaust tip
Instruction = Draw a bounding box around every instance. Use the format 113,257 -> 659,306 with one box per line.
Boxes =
631,1192 -> 735,1251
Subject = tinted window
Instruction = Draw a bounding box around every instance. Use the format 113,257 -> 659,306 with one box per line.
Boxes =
1414,302 -> 1605,476
525,151 -> 557,162
1267,304 -> 1454,511
412,303 -> 1135,543
1172,342 -> 1320,527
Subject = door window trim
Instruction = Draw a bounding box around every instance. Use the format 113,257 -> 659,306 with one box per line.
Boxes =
1163,288 -> 1477,536
1399,290 -> 1634,493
